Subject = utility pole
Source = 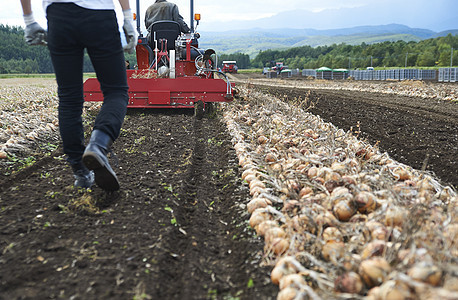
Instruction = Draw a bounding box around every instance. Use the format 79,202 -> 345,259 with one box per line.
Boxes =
451,47 -> 454,67
451,47 -> 454,82
371,56 -> 373,67
405,52 -> 408,68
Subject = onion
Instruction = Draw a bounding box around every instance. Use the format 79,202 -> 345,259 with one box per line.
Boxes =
307,166 -> 318,178
322,240 -> 345,262
271,257 -> 296,285
277,287 -> 298,300
279,274 -> 305,290
378,280 -> 413,300
265,152 -> 277,162
298,187 -> 313,199
244,174 -> 257,184
264,226 -> 286,244
322,227 -> 343,242
247,197 -> 272,214
0,150 -> 7,159
249,209 -> 270,228
250,185 -> 266,196
361,240 -> 386,260
334,272 -> 363,294
392,166 -> 411,181
315,211 -> 339,228
359,257 -> 391,287
249,179 -> 266,190
354,191 -> 378,214
271,237 -> 289,255
256,220 -> 278,237
241,168 -> 256,180
333,199 -> 356,222
258,135 -> 268,145
407,262 -> 442,286
384,206 -> 407,227
371,226 -> 389,241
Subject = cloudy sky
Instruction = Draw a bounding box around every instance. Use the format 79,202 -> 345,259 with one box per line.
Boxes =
2,0 -> 456,32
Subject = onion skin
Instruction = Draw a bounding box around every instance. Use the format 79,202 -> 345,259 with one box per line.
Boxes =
249,209 -> 270,229
354,191 -> 378,214
247,197 -> 272,214
322,227 -> 343,242
256,220 -> 278,237
407,262 -> 442,286
378,280 -> 413,300
279,274 -> 305,290
361,240 -> 386,260
264,227 -> 286,244
271,238 -> 289,255
334,272 -> 363,294
333,200 -> 357,222
322,240 -> 345,262
359,257 -> 391,288
277,287 -> 298,300
385,206 -> 407,227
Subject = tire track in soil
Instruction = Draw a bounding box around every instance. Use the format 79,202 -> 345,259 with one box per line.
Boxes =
254,84 -> 458,189
0,109 -> 277,300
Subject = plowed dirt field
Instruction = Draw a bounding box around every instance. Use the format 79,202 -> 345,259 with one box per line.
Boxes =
0,108 -> 277,299
1,76 -> 457,299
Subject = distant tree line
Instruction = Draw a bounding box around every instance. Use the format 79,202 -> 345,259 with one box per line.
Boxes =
251,34 -> 458,70
0,25 -> 135,74
2,24 -> 457,73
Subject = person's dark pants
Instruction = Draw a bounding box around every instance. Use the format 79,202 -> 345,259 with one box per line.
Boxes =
46,3 -> 128,166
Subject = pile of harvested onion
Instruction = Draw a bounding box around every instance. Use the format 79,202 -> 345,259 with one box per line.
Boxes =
222,86 -> 457,299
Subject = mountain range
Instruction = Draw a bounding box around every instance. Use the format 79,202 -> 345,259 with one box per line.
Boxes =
199,24 -> 458,57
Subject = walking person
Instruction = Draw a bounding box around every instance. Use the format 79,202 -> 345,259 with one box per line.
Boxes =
20,0 -> 138,191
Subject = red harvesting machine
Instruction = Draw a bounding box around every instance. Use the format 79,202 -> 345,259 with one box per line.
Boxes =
222,61 -> 238,74
83,0 -> 235,118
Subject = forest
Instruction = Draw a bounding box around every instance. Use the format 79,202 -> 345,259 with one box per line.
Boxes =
250,34 -> 458,69
1,24 -> 456,73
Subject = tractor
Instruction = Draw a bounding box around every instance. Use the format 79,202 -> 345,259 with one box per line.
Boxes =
222,61 -> 238,74
83,0 -> 235,118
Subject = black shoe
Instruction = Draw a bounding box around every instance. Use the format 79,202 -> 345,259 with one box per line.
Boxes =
71,163 -> 94,188
83,130 -> 120,191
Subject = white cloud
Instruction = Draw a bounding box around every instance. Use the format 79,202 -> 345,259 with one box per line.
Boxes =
0,0 -> 367,28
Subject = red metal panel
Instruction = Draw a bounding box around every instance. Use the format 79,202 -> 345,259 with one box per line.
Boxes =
84,72 -> 234,108
148,90 -> 170,105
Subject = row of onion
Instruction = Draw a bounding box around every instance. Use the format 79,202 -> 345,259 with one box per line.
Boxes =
222,86 -> 457,300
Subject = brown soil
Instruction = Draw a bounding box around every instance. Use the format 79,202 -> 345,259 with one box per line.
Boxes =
1,78 -> 457,299
0,109 -> 277,299
253,84 -> 458,189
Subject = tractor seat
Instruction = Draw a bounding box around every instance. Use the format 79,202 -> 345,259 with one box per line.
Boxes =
148,21 -> 181,51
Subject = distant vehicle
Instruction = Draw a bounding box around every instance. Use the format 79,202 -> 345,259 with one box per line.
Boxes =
222,61 -> 238,73
272,62 -> 287,74
367,67 -> 374,71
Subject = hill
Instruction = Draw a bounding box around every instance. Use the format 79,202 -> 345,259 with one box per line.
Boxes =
199,24 -> 455,57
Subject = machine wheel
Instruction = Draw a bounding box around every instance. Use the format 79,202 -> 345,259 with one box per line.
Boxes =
195,100 -> 205,120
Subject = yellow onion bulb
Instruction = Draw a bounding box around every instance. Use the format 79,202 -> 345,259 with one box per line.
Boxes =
334,272 -> 363,294
359,257 -> 391,287
407,262 -> 442,286
247,197 -> 272,214
322,240 -> 345,262
333,199 -> 357,222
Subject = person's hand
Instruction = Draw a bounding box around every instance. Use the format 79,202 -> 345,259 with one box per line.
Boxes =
122,9 -> 138,53
24,22 -> 47,46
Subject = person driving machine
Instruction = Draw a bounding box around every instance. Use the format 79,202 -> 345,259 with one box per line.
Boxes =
145,0 -> 190,34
